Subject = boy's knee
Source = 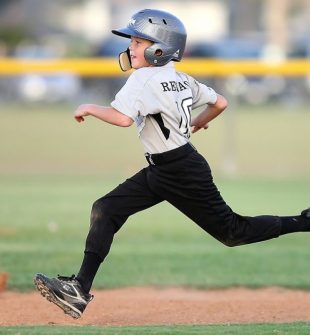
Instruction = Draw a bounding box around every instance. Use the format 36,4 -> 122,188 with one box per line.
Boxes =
221,238 -> 241,247
214,226 -> 243,247
91,197 -> 122,223
220,229 -> 245,247
215,215 -> 246,247
91,198 -> 110,222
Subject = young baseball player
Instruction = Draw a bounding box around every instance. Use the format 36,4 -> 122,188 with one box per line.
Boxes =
34,9 -> 310,319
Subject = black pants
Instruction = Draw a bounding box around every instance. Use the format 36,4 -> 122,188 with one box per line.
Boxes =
85,143 -> 282,260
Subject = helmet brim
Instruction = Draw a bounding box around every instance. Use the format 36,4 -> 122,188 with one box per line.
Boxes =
111,28 -> 132,39
112,27 -> 159,43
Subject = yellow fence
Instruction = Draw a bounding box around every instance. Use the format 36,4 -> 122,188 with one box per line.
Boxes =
0,57 -> 310,76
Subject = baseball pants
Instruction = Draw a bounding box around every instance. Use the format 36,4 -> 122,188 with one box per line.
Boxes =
84,143 -> 282,261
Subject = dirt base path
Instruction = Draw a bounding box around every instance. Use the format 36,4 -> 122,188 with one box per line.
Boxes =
1,287 -> 310,326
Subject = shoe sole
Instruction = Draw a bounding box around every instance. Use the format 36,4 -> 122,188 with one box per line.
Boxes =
33,275 -> 81,319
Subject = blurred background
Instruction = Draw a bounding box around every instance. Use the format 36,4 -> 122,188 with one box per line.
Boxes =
0,0 -> 310,104
0,0 -> 309,178
0,0 -> 310,292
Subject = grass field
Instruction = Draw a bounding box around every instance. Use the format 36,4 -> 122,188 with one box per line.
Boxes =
0,175 -> 309,291
0,102 -> 309,334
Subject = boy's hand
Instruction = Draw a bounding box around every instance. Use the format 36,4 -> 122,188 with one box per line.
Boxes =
192,123 -> 209,134
74,105 -> 90,123
191,94 -> 227,134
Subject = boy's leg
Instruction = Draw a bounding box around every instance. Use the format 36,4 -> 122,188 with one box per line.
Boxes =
76,168 -> 162,292
34,167 -> 162,318
148,151 -> 309,247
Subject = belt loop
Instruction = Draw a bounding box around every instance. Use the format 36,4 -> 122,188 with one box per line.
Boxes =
145,153 -> 155,166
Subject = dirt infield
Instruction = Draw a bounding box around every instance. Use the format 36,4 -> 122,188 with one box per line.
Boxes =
1,287 -> 310,326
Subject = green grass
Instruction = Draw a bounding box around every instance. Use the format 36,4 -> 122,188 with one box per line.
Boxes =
0,175 -> 309,291
1,323 -> 310,335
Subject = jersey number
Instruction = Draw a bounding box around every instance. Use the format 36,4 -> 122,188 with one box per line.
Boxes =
178,97 -> 193,138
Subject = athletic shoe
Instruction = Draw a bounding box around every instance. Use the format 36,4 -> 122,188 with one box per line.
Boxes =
301,207 -> 310,219
34,273 -> 93,319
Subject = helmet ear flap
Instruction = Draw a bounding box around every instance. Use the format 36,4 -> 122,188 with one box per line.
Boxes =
145,43 -> 174,66
119,48 -> 131,71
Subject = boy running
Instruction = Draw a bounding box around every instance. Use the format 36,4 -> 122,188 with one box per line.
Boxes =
34,9 -> 310,319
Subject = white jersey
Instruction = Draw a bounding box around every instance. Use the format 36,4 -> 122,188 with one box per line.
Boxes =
111,62 -> 218,154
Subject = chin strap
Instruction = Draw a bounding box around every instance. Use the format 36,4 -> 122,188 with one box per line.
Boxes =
119,48 -> 132,71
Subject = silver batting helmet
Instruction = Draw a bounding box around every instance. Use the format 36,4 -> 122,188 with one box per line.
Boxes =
112,9 -> 187,70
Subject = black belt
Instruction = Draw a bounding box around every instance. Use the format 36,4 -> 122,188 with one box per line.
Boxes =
145,143 -> 196,166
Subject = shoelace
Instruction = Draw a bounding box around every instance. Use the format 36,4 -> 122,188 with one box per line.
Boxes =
57,274 -> 76,281
57,274 -> 94,300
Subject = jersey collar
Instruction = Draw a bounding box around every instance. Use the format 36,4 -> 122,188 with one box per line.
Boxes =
163,62 -> 175,69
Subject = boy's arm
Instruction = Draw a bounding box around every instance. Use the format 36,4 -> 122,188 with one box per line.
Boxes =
191,94 -> 228,134
74,104 -> 134,127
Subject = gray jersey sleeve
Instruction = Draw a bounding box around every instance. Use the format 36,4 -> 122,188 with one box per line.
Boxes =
111,73 -> 144,121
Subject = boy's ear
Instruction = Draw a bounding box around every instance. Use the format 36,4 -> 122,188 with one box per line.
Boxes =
119,48 -> 132,71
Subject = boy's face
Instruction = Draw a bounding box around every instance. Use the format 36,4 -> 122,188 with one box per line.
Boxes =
129,37 -> 153,69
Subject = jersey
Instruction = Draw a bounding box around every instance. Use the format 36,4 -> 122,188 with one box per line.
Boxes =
111,62 -> 218,154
